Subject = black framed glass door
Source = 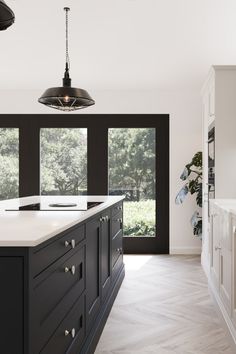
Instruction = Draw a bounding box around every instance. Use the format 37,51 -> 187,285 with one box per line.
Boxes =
0,114 -> 169,254
108,128 -> 156,238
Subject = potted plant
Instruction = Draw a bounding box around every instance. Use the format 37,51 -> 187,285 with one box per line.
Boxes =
175,151 -> 202,237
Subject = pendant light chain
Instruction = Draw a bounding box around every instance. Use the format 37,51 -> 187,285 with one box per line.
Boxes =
65,7 -> 70,70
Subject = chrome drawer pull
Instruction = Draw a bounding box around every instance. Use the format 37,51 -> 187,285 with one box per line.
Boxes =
64,328 -> 76,338
71,328 -> 76,338
64,265 -> 76,275
65,239 -> 76,249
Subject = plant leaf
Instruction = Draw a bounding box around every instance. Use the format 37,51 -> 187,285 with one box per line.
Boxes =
191,151 -> 202,168
180,167 -> 189,181
190,211 -> 199,227
175,185 -> 188,204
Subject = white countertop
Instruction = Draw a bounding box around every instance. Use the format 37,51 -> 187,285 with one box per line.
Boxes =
0,195 -> 125,247
210,199 -> 236,213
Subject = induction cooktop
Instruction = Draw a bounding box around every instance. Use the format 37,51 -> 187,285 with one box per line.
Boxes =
6,201 -> 103,211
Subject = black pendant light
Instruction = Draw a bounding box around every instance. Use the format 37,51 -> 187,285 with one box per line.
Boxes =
0,0 -> 15,30
38,7 -> 95,111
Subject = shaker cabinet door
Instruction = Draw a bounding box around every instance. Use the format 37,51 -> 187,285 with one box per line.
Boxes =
86,217 -> 101,332
100,211 -> 111,301
210,210 -> 221,290
219,211 -> 231,315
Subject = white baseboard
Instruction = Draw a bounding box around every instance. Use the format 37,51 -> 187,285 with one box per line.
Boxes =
170,247 -> 201,255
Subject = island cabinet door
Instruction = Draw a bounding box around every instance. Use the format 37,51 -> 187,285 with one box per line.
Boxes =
0,257 -> 24,354
100,210 -> 112,301
86,216 -> 101,332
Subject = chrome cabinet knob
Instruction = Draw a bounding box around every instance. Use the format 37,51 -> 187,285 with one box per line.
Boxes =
105,215 -> 109,222
116,247 -> 122,254
64,265 -> 76,275
65,239 -> 75,249
64,328 -> 76,338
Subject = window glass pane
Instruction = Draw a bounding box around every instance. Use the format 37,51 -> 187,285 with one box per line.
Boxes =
0,128 -> 19,200
40,128 -> 87,195
109,128 -> 156,237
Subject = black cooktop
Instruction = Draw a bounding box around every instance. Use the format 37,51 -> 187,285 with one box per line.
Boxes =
6,201 -> 103,211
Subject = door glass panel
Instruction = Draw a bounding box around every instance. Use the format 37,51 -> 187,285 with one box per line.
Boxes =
109,128 -> 156,237
0,128 -> 19,200
40,128 -> 87,195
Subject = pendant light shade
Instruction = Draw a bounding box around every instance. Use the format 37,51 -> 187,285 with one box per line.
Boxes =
38,7 -> 95,111
38,87 -> 94,111
0,0 -> 15,30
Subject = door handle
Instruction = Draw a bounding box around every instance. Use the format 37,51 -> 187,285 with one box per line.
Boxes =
215,246 -> 222,251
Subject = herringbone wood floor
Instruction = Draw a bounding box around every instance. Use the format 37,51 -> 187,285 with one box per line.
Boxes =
95,255 -> 235,354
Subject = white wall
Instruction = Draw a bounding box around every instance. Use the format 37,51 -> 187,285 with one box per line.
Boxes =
0,89 -> 202,254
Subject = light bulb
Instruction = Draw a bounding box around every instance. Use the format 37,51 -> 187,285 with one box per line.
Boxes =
64,95 -> 70,103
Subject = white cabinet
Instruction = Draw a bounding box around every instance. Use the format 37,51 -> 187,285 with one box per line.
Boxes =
201,66 -> 236,277
210,207 -> 220,290
219,209 -> 231,314
232,215 -> 236,328
209,201 -> 236,342
208,77 -> 215,120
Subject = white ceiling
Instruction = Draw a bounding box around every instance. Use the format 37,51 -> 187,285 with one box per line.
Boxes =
1,0 -> 236,91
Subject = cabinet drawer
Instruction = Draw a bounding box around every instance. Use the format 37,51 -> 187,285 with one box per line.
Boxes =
40,295 -> 85,354
112,229 -> 123,267
32,224 -> 85,277
112,211 -> 123,238
34,246 -> 85,350
112,202 -> 123,217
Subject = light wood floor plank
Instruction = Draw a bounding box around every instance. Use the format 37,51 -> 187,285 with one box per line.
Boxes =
95,255 -> 235,354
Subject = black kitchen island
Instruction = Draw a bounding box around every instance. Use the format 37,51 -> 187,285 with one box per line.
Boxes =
0,195 -> 125,354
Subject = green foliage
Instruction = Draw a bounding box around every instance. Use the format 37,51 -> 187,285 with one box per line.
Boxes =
123,200 -> 155,236
109,128 -> 155,201
175,152 -> 202,237
41,128 -> 87,194
0,128 -> 19,200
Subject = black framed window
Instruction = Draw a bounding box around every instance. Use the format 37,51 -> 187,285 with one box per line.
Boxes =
0,114 -> 169,254
0,128 -> 19,200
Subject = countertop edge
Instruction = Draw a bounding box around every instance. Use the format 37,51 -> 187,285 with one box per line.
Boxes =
0,195 -> 125,247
